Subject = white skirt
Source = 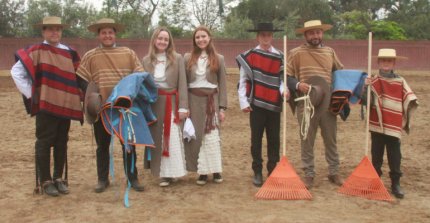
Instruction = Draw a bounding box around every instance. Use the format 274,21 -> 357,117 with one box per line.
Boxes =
159,113 -> 187,178
197,114 -> 222,175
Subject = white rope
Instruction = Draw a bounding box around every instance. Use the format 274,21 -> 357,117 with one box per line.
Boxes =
294,86 -> 315,139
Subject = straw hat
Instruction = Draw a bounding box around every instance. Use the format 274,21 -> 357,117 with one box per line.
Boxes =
84,82 -> 102,124
33,16 -> 69,29
374,48 -> 408,60
247,22 -> 283,32
296,20 -> 332,34
87,18 -> 125,33
306,76 -> 330,108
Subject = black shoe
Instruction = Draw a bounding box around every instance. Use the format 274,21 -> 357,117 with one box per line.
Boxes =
43,181 -> 59,197
130,179 -> 145,192
95,180 -> 110,193
253,173 -> 263,187
54,179 -> 69,194
391,183 -> 405,199
213,173 -> 223,183
196,175 -> 208,185
159,178 -> 172,187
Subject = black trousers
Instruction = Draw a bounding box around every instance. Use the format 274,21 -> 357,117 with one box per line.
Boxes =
35,113 -> 70,183
93,119 -> 138,182
250,104 -> 280,175
371,132 -> 402,180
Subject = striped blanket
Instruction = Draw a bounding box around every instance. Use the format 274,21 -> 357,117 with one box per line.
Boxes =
369,76 -> 418,139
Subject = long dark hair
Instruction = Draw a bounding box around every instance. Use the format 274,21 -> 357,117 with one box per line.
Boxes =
186,26 -> 219,74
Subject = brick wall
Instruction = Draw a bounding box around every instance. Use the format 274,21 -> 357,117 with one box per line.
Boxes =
1,38 -> 429,70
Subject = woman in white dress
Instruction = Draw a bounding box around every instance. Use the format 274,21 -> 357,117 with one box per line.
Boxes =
183,26 -> 227,185
142,27 -> 189,187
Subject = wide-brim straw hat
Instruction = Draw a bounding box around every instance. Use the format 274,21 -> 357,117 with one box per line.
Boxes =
84,82 -> 102,124
33,16 -> 69,29
306,76 -> 330,108
247,22 -> 283,32
87,18 -> 125,33
373,48 -> 408,60
296,20 -> 332,34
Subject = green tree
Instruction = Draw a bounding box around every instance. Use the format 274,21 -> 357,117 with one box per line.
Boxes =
387,0 -> 430,40
0,0 -> 25,37
336,10 -> 406,40
157,0 -> 192,38
25,0 -> 62,37
219,11 -> 253,39
100,0 -> 159,38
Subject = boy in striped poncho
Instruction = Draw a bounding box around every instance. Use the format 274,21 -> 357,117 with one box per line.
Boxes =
366,48 -> 418,198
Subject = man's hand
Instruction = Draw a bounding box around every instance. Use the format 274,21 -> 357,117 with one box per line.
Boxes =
219,111 -> 225,122
284,90 -> 290,100
242,107 -> 252,113
298,82 -> 310,93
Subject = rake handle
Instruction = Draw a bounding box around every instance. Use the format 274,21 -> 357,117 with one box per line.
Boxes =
365,32 -> 372,156
282,35 -> 287,156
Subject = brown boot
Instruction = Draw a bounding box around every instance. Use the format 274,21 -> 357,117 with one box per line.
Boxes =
303,176 -> 314,189
328,175 -> 344,186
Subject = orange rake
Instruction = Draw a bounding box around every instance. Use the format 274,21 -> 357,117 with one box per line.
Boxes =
255,36 -> 312,200
338,32 -> 393,202
338,156 -> 393,202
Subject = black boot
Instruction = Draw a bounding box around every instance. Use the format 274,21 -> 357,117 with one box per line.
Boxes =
253,172 -> 263,187
391,178 -> 405,199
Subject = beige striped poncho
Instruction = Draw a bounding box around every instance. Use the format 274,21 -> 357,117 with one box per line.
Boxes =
76,46 -> 144,102
286,43 -> 343,84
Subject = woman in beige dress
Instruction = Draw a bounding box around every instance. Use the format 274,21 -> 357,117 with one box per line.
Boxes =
184,26 -> 227,185
142,27 -> 188,187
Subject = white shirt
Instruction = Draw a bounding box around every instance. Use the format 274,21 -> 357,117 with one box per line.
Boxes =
11,41 -> 69,99
153,53 -> 169,88
238,45 -> 288,109
188,51 -> 217,89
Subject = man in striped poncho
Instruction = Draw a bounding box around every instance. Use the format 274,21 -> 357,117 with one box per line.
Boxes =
76,18 -> 145,193
286,20 -> 344,189
11,16 -> 83,196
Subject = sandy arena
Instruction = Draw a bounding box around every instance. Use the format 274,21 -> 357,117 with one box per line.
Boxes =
0,71 -> 429,222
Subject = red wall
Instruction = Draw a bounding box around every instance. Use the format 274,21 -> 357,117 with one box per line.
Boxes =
1,38 -> 429,70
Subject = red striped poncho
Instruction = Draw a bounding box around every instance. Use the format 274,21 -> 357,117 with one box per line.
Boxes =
236,49 -> 283,112
369,76 -> 418,139
15,43 -> 83,122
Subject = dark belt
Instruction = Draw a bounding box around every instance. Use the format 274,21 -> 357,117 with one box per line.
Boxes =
189,88 -> 218,133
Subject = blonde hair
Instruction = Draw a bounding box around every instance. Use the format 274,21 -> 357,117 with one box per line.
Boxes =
186,26 -> 219,74
148,27 -> 176,64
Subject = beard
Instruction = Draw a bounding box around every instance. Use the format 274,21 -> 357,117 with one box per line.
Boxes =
307,38 -> 322,47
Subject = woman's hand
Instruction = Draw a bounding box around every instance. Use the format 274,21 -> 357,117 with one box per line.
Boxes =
179,111 -> 189,120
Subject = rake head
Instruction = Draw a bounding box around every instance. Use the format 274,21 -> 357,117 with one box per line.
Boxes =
255,156 -> 312,200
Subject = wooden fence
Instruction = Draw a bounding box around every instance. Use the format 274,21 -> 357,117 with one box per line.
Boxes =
1,38 -> 429,71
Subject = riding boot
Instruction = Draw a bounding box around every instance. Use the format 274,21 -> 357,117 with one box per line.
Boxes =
391,177 -> 404,199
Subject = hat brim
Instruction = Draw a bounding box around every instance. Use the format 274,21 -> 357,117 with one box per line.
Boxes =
33,23 -> 70,29
247,29 -> 283,32
306,76 -> 330,108
88,23 -> 125,33
372,56 -> 408,60
296,24 -> 332,34
84,82 -> 102,124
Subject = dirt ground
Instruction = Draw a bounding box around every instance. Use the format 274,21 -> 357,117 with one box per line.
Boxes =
0,71 -> 429,223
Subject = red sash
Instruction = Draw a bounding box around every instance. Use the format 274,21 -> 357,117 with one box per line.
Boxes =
158,89 -> 180,157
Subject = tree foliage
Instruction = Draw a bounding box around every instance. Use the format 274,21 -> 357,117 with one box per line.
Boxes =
0,0 -> 429,40
0,0 -> 25,37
